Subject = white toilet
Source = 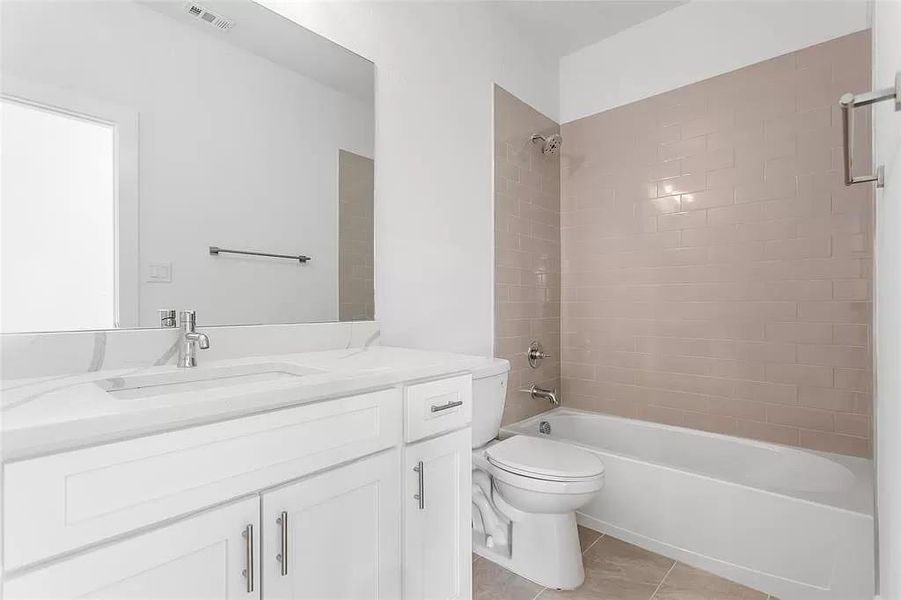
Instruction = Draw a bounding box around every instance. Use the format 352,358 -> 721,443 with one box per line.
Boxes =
471,361 -> 605,590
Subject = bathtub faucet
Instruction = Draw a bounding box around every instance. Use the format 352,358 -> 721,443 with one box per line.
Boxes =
524,384 -> 559,406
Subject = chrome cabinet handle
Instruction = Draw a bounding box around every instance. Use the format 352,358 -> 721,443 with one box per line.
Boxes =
413,461 -> 424,509
431,400 -> 463,413
276,511 -> 288,576
242,524 -> 254,593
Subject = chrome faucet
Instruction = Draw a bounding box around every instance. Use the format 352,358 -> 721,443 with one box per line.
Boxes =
525,384 -> 559,406
178,310 -> 210,368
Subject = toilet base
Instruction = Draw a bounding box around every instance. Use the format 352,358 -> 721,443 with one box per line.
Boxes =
473,510 -> 585,590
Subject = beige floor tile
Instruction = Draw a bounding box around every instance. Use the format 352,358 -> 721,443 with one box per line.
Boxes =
473,537 -> 770,600
653,563 -> 767,600
539,569 -> 658,600
582,535 -> 675,586
473,556 -> 544,600
578,525 -> 603,553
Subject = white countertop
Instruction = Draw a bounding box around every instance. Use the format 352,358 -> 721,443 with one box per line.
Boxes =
1,346 -> 508,462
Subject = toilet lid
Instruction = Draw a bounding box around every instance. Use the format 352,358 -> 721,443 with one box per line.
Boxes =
486,436 -> 604,481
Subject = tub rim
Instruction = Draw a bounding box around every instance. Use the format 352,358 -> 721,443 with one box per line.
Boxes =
501,407 -> 874,516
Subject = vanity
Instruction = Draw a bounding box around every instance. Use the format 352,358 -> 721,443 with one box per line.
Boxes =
2,341 -> 502,599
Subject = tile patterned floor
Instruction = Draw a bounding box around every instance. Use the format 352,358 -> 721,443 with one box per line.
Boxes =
473,527 -> 777,600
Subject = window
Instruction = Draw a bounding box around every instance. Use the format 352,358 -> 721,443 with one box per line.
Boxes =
1,98 -> 116,332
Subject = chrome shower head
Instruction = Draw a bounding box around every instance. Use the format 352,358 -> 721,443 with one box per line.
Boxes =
530,132 -> 562,156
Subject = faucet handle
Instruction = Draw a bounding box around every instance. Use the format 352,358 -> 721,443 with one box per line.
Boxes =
527,341 -> 552,368
158,309 -> 177,328
179,310 -> 197,327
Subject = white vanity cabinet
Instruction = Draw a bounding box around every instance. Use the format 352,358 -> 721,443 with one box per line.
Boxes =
3,497 -> 261,600
3,389 -> 402,571
2,373 -> 475,600
261,450 -> 402,599
403,428 -> 472,600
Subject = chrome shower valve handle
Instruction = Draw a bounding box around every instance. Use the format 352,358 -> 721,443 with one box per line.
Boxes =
527,341 -> 552,368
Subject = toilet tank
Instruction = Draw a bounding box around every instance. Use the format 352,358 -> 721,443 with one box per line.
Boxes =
471,359 -> 510,448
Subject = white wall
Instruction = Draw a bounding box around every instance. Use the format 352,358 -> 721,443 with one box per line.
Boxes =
2,0 -> 373,328
259,1 -> 559,355
873,0 -> 901,596
559,0 -> 870,123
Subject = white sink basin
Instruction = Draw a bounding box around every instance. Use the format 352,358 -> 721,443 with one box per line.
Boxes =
96,363 -> 323,400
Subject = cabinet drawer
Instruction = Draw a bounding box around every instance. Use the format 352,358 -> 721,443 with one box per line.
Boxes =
3,388 -> 402,571
404,375 -> 472,443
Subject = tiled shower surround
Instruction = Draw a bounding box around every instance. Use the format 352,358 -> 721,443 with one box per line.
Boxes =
494,85 -> 562,425
559,31 -> 873,456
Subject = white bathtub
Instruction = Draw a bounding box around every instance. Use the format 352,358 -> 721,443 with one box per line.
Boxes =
502,408 -> 874,600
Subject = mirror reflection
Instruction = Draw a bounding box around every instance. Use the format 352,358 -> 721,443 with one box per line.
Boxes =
0,0 -> 375,333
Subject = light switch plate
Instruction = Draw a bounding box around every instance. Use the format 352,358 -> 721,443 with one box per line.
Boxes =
146,262 -> 172,283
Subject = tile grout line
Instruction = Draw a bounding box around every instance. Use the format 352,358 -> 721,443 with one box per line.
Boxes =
582,532 -> 606,555
648,561 -> 677,600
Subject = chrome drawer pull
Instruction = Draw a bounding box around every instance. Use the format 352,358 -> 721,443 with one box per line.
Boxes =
413,461 -> 424,509
276,511 -> 288,576
242,524 -> 254,593
430,400 -> 463,413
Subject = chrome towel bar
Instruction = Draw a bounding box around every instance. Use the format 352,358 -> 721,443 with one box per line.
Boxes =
209,246 -> 310,263
839,71 -> 900,189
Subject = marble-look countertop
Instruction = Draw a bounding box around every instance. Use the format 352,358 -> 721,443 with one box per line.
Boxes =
1,346 -> 508,462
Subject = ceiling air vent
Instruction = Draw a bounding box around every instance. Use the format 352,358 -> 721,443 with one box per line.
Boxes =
184,2 -> 235,31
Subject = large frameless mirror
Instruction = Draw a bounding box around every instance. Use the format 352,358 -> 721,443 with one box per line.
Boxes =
0,0 -> 374,333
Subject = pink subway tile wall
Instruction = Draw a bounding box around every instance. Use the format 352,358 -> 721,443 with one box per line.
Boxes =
495,85 -> 562,425
559,31 -> 874,456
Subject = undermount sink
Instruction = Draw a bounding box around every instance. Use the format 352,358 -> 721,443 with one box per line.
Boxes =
96,363 -> 323,400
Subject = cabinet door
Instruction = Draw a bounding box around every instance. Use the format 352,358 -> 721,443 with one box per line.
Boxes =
262,450 -> 402,600
404,428 -> 472,600
3,497 -> 259,600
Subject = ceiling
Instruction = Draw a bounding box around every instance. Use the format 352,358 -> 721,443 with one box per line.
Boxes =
138,0 -> 686,100
139,0 -> 374,102
486,1 -> 687,58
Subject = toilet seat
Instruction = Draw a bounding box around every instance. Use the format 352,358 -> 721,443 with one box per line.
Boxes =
486,436 -> 604,483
